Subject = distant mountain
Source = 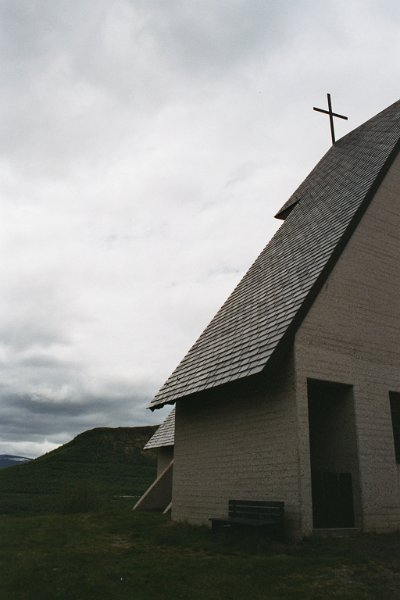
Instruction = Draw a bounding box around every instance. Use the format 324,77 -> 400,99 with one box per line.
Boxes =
0,455 -> 32,469
0,425 -> 158,515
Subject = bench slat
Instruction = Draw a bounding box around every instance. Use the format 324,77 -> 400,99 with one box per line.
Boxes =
211,499 -> 284,539
229,507 -> 283,514
229,500 -> 284,507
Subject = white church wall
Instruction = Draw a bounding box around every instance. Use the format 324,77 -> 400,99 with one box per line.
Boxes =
171,356 -> 302,537
295,151 -> 400,534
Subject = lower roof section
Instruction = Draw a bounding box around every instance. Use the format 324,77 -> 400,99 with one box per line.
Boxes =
144,408 -> 175,449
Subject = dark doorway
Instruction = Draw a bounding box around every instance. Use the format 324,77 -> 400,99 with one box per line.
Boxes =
308,379 -> 360,529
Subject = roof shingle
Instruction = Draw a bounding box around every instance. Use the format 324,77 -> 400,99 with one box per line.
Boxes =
144,409 -> 175,449
150,99 -> 400,409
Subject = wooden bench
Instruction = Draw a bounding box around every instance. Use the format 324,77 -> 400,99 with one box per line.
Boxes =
210,500 -> 284,539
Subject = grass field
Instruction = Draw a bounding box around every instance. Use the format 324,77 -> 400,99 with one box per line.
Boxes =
1,505 -> 400,600
1,427 -> 400,599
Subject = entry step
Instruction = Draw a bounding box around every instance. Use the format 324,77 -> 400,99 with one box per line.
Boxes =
313,527 -> 361,537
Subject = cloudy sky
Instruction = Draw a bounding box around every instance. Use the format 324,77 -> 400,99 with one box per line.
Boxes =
1,0 -> 400,457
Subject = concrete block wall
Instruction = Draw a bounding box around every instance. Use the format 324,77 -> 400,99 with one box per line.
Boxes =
172,358 -> 302,537
294,152 -> 400,534
157,446 -> 174,477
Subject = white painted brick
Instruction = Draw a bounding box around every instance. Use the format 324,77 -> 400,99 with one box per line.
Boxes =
295,152 -> 400,534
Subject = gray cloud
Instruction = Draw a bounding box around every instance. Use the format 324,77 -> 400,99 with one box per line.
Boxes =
0,386 -> 164,456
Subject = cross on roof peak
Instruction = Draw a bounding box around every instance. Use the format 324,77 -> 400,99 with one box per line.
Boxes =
313,93 -> 348,145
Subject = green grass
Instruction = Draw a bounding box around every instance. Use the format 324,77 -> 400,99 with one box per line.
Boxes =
1,508 -> 400,600
1,428 -> 400,599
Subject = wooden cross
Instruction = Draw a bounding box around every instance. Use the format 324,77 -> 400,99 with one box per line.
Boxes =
313,93 -> 348,145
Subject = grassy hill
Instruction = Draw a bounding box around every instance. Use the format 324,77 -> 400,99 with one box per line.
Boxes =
0,426 -> 157,515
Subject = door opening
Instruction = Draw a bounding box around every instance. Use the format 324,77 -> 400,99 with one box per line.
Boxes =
308,379 -> 360,529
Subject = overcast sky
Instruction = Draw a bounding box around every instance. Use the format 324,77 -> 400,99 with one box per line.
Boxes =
1,0 -> 400,457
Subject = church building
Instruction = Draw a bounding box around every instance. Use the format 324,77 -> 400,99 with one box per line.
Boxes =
145,99 -> 400,538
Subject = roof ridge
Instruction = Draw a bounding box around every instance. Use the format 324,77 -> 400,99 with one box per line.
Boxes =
275,98 -> 400,220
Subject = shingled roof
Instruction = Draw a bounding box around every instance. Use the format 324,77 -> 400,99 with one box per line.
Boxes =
144,409 -> 175,449
150,99 -> 400,409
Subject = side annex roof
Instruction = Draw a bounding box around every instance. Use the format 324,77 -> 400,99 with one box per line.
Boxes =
144,409 -> 175,449
150,99 -> 400,410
